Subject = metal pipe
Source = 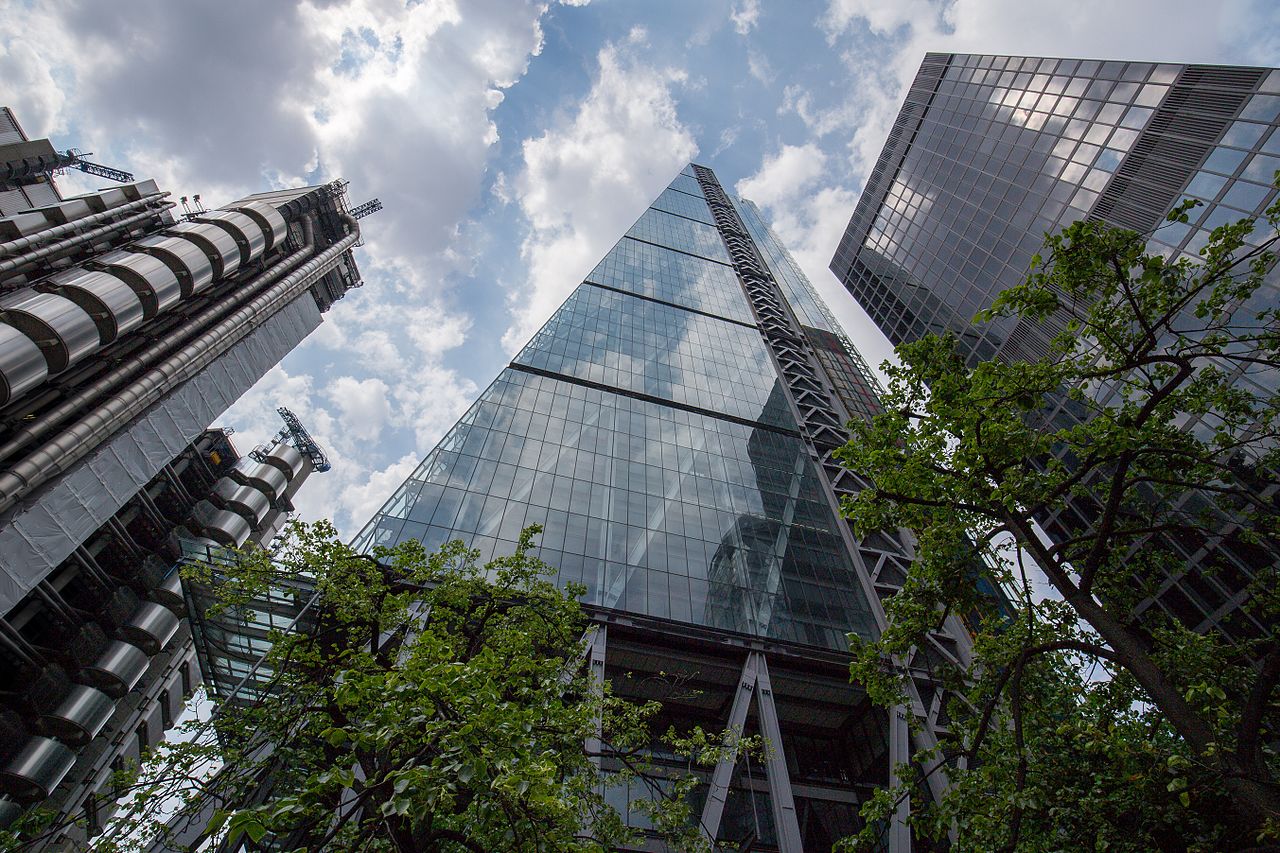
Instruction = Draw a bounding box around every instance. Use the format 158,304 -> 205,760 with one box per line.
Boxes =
0,216 -> 358,515
0,192 -> 170,258
0,220 -> 316,466
0,203 -> 177,277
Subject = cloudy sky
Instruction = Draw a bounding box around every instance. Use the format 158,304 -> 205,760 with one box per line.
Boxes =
3,0 -> 1276,535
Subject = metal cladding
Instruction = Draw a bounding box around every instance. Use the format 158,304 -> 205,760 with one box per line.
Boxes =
193,502 -> 253,547
227,200 -> 288,253
0,290 -> 99,374
40,685 -> 114,746
0,323 -> 46,403
211,476 -> 270,524
95,249 -> 183,318
193,210 -> 266,266
46,267 -> 145,344
132,233 -> 215,295
120,601 -> 179,655
0,737 -> 76,801
229,457 -> 288,500
166,221 -> 241,279
152,568 -> 185,610
81,640 -> 149,698
263,442 -> 305,481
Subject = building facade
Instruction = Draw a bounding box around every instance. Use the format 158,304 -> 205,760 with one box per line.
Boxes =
830,54 -> 1280,648
357,165 -> 970,851
0,110 -> 364,838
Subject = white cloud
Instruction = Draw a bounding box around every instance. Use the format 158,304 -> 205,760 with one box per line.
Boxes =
747,51 -> 775,84
730,0 -> 762,35
503,38 -> 698,351
737,143 -> 827,207
328,376 -> 393,444
0,0 -> 585,535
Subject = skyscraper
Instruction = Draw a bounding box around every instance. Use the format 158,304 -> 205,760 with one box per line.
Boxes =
358,165 -> 970,851
0,109 -> 366,837
830,55 -> 1280,645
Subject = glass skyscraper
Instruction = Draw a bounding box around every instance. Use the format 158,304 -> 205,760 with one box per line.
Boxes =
830,54 -> 1280,647
358,165 -> 968,851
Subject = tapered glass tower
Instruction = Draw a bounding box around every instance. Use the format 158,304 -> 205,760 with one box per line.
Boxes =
357,165 -> 969,851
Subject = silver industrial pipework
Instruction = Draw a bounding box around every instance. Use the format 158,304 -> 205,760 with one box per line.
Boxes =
0,215 -> 359,516
0,218 -> 317,466
0,202 -> 177,277
0,192 -> 170,258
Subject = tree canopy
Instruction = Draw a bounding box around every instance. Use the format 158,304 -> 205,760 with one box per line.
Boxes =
837,196 -> 1280,851
19,523 -> 737,853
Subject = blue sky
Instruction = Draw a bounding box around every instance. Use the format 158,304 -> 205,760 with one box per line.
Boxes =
3,0 -> 1277,534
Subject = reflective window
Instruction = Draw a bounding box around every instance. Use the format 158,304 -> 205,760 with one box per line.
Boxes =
625,207 -> 731,263
514,284 -> 790,428
357,369 -> 877,648
587,238 -> 753,323
650,187 -> 716,225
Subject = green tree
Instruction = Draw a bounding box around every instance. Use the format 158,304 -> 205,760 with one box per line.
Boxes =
16,523 -> 740,852
836,197 -> 1280,850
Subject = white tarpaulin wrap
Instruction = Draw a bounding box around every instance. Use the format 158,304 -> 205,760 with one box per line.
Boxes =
0,295 -> 322,613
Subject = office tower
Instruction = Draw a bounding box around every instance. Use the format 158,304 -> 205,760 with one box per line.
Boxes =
830,55 -> 1280,644
358,165 -> 969,851
1,421 -> 322,845
0,109 -> 366,836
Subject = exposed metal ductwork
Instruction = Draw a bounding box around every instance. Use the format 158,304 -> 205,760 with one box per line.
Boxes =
0,214 -> 359,515
0,202 -> 296,408
0,220 -> 315,463
0,290 -> 100,373
80,640 -> 149,698
0,202 -> 175,278
93,249 -> 183,318
0,736 -> 76,801
262,442 -> 305,481
40,685 -> 114,746
46,267 -> 146,344
0,191 -> 169,259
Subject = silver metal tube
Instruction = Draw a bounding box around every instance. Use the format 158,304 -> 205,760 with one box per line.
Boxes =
0,192 -> 169,258
0,202 -> 177,277
0,220 -> 316,466
0,216 -> 358,514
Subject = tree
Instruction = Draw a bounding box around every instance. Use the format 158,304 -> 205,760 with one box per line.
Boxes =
17,523 -> 738,852
836,196 -> 1280,851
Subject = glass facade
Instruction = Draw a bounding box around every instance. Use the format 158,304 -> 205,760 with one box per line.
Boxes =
832,54 -> 1280,365
830,53 -> 1280,646
355,164 -> 962,850
356,167 -> 885,649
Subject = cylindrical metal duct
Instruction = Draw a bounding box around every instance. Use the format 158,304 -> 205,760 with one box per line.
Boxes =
262,442 -> 305,480
229,458 -> 288,501
0,192 -> 169,258
192,502 -> 253,547
0,324 -> 47,406
211,477 -> 271,524
193,210 -> 267,267
40,685 -> 115,745
45,267 -> 145,344
0,222 -> 315,466
80,640 -> 149,698
132,234 -> 214,296
0,290 -> 100,373
152,569 -> 185,611
0,736 -> 76,801
120,602 -> 180,655
94,249 -> 183,318
166,222 -> 241,280
227,200 -> 288,253
0,216 -> 358,515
